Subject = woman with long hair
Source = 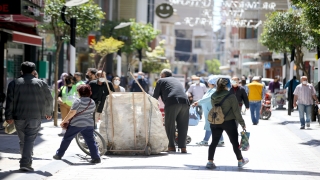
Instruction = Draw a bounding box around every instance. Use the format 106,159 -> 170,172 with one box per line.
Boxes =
206,78 -> 249,169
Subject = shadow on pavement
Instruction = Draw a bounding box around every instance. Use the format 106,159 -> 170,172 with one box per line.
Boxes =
62,159 -> 96,166
278,121 -> 300,125
95,165 -> 320,176
300,139 -> 320,147
0,169 -> 53,179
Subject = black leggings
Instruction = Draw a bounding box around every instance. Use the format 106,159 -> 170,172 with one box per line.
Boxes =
208,120 -> 243,161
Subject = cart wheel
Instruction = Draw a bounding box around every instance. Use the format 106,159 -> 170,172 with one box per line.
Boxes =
144,146 -> 151,156
261,111 -> 271,120
76,131 -> 107,156
186,135 -> 192,144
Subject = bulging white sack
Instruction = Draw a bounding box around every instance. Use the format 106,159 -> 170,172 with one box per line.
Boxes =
100,92 -> 168,154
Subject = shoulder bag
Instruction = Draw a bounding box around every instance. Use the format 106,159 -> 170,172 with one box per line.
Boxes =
62,99 -> 92,129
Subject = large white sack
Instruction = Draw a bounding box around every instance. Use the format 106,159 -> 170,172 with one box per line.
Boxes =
100,92 -> 168,155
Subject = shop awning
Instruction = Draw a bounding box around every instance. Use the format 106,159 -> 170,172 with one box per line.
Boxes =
0,22 -> 42,47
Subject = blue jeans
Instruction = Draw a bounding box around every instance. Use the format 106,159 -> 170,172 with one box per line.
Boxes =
249,102 -> 262,124
204,130 -> 224,142
298,104 -> 312,126
56,126 -> 100,159
14,119 -> 42,167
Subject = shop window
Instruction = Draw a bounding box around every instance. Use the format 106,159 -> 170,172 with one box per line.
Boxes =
194,38 -> 202,48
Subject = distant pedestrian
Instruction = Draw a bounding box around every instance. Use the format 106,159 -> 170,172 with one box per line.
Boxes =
89,71 -> 114,127
53,85 -> 101,163
112,76 -> 125,92
293,76 -> 318,129
130,72 -> 148,92
193,77 -> 224,146
230,77 -> 249,116
187,76 -> 207,119
153,69 -> 190,153
247,76 -> 266,125
85,68 -> 98,84
74,72 -> 85,87
285,76 -> 299,111
5,61 -> 53,171
57,73 -> 68,90
206,78 -> 248,169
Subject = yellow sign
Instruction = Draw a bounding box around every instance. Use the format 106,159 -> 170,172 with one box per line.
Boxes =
316,54 -> 318,61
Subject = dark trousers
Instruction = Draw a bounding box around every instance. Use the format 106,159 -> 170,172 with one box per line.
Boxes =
195,105 -> 203,118
56,126 -> 100,159
14,119 -> 42,166
208,120 -> 243,161
164,104 -> 189,148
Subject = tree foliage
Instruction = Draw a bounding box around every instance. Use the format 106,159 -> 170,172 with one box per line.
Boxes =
143,39 -> 170,73
41,0 -> 105,126
205,59 -> 221,75
260,9 -> 311,79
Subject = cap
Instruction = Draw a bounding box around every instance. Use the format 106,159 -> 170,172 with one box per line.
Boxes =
252,76 -> 260,81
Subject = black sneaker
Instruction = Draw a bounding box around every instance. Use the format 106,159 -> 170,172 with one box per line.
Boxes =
19,166 -> 34,171
53,154 -> 62,160
90,158 -> 101,164
300,126 -> 305,129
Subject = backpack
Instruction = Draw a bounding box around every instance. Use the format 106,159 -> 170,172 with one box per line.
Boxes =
208,93 -> 231,124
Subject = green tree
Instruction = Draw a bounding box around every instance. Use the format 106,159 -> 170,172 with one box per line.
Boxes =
260,9 -> 312,79
205,59 -> 221,74
41,0 -> 105,126
143,40 -> 170,73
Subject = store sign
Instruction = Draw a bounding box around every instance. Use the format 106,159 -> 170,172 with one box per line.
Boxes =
0,1 -> 21,14
173,0 -> 277,28
156,3 -> 174,19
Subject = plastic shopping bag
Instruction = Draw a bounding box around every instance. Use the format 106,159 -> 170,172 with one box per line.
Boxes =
239,130 -> 250,151
188,107 -> 200,126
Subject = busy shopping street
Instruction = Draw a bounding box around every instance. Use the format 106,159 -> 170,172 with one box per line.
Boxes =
1,109 -> 320,180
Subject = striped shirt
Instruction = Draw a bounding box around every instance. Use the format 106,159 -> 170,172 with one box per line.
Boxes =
70,97 -> 96,127
293,83 -> 316,105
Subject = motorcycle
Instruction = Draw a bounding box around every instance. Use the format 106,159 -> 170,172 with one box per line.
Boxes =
260,93 -> 272,120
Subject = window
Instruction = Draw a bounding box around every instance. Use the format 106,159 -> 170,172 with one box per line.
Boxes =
194,38 -> 202,48
238,27 -> 258,39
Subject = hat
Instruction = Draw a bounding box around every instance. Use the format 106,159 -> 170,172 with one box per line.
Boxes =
252,76 -> 260,81
208,77 -> 218,85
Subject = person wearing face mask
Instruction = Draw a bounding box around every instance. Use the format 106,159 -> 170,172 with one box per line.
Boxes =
187,76 -> 207,119
57,74 -> 77,135
192,77 -> 224,146
293,76 -> 319,129
74,72 -> 85,87
85,68 -> 98,84
229,77 -> 249,116
89,70 -> 114,126
112,76 -> 125,92
247,76 -> 266,125
130,71 -> 148,92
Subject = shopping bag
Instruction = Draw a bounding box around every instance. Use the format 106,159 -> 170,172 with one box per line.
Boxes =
3,121 -> 16,134
239,130 -> 250,151
189,107 -> 200,126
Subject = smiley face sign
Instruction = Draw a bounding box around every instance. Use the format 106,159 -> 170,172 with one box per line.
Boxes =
156,3 -> 174,19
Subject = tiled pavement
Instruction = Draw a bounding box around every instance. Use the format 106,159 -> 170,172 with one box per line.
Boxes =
1,109 -> 320,180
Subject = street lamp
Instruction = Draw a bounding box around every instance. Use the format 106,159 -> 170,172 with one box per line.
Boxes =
61,0 -> 89,74
107,22 -> 132,76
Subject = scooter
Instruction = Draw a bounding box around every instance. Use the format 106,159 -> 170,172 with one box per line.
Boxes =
260,93 -> 272,120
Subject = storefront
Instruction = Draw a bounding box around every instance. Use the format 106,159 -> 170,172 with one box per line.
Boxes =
0,0 -> 44,93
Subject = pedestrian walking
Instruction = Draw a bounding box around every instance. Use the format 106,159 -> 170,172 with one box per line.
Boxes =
57,74 -> 77,135
5,61 -> 53,171
89,70 -> 114,127
153,69 -> 190,153
192,77 -> 224,146
74,72 -> 85,87
187,76 -> 207,119
53,84 -> 101,163
57,72 -> 68,90
206,78 -> 248,169
130,72 -> 148,92
247,76 -> 266,125
230,77 -> 249,116
85,68 -> 98,84
285,76 -> 299,111
112,76 -> 126,92
293,76 -> 319,129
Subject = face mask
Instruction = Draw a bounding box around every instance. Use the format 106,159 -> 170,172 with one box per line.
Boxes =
85,75 -> 90,80
65,79 -> 72,85
302,81 -> 307,85
231,80 -> 238,86
193,80 -> 200,84
138,75 -> 142,79
114,80 -> 120,86
99,78 -> 106,82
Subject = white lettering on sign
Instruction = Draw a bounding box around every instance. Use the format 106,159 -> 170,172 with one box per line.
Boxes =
221,1 -> 276,10
169,0 -> 212,8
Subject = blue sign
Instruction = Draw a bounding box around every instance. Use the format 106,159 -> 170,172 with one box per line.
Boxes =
264,62 -> 271,69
